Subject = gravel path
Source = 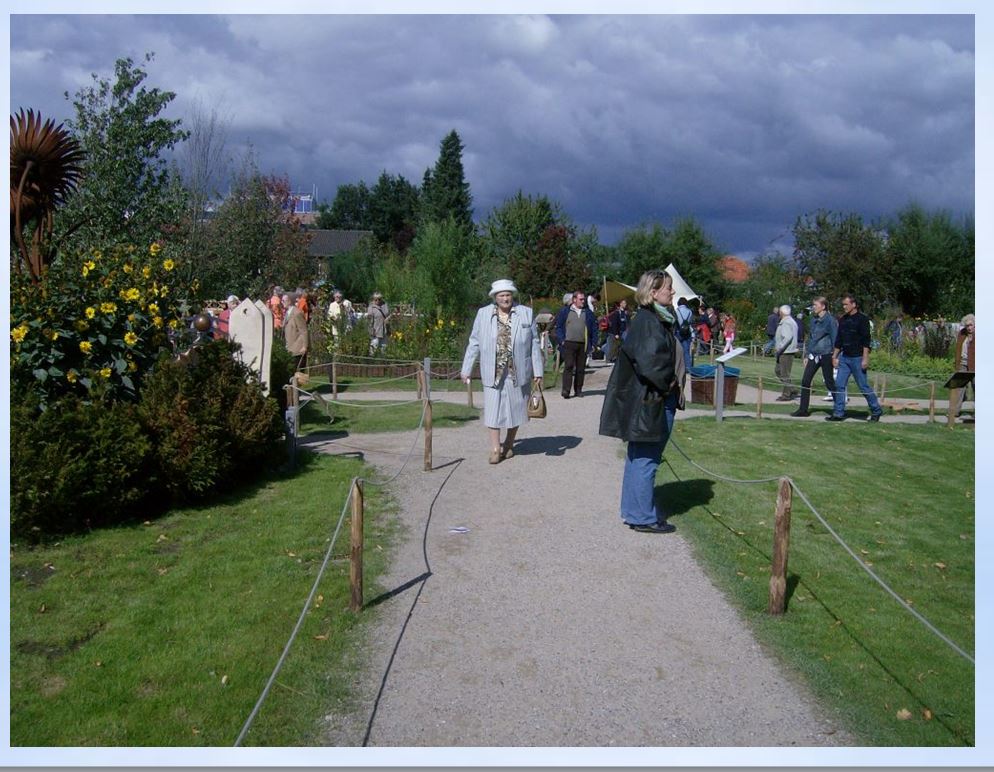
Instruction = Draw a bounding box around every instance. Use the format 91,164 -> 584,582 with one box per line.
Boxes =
306,361 -> 858,747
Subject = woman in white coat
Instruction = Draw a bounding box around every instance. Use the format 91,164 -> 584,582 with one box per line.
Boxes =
461,279 -> 545,464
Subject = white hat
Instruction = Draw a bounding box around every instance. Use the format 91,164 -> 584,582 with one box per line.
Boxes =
226,295 -> 239,304
489,279 -> 518,298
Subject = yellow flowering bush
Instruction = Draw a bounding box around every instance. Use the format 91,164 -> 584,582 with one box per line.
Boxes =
11,241 -> 189,403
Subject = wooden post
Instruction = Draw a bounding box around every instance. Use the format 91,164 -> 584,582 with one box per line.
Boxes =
424,399 -> 433,471
768,477 -> 793,615
947,387 -> 956,428
757,376 -> 763,418
349,479 -> 364,612
928,382 -> 936,423
332,359 -> 338,401
416,370 -> 424,400
879,375 -> 887,402
467,377 -> 474,408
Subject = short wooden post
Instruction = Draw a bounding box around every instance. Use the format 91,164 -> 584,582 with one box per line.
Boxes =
423,399 -> 433,471
757,376 -> 763,418
768,477 -> 793,615
879,375 -> 887,402
928,382 -> 936,423
349,479 -> 364,612
467,377 -> 474,408
873,372 -> 880,393
331,359 -> 338,400
416,370 -> 424,400
947,386 -> 956,428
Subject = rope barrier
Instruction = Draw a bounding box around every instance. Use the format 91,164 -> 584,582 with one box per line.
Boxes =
666,438 -> 974,666
234,397 -> 429,745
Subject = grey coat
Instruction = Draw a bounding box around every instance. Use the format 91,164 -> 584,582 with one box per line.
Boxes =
461,303 -> 544,387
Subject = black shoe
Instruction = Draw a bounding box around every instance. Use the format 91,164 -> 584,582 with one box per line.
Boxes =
775,395 -> 792,402
790,410 -> 810,417
574,391 -> 583,398
561,392 -> 571,399
867,414 -> 881,422
825,415 -> 846,422
627,521 -> 676,534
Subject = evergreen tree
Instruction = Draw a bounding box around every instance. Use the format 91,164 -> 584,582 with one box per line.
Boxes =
421,130 -> 473,230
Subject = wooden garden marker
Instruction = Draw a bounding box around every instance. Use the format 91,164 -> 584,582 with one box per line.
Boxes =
424,399 -> 433,471
929,382 -> 936,423
349,479 -> 364,612
757,376 -> 763,418
767,477 -> 793,616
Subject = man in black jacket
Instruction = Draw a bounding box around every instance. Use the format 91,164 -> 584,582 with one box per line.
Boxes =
826,294 -> 883,422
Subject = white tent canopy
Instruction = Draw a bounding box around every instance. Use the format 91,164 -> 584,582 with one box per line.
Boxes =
601,263 -> 701,310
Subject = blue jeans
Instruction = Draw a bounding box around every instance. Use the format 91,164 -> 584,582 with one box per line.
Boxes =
833,355 -> 882,417
620,392 -> 678,525
680,336 -> 693,368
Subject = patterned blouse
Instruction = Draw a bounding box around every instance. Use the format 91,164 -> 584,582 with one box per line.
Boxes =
494,307 -> 516,385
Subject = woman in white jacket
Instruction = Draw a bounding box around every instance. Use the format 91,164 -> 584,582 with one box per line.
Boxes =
461,279 -> 545,464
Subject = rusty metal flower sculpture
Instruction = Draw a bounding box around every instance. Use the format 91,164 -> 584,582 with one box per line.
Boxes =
10,108 -> 85,280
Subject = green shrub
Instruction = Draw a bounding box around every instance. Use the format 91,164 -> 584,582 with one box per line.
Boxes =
10,392 -> 156,540
869,348 -> 954,381
9,241 -> 191,406
269,333 -> 296,413
138,339 -> 285,502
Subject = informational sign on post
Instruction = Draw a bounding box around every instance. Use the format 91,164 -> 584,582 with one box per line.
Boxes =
714,347 -> 746,422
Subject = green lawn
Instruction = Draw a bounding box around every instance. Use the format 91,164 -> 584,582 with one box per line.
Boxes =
9,452 -> 398,746
662,416 -> 974,746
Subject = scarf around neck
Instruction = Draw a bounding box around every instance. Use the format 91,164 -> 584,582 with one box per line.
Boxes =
653,302 -> 676,324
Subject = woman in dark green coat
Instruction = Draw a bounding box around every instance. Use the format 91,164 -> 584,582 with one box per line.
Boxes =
598,269 -> 686,534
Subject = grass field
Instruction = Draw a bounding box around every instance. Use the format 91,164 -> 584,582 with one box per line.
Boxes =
9,452 -> 397,746
662,416 -> 975,746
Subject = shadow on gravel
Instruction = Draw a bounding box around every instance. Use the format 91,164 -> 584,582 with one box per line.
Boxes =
512,434 -> 582,456
654,478 -> 715,518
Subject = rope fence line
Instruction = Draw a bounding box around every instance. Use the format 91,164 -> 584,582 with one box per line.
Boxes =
235,396 -> 429,746
666,438 -> 974,666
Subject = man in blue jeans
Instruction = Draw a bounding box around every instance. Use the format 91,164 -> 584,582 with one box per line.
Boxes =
826,294 -> 883,422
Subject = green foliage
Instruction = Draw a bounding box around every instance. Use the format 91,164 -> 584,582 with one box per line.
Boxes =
269,333 -> 297,412
476,190 -> 598,299
369,171 -> 420,251
421,130 -> 473,230
615,218 -> 727,304
728,252 -> 809,336
10,241 -> 189,405
55,53 -> 188,251
868,348 -> 953,381
192,157 -> 314,299
324,312 -> 466,361
920,323 -> 955,359
792,210 -> 893,314
10,392 -> 155,539
137,340 -> 285,502
325,236 -> 382,302
317,181 -> 370,230
885,204 -> 974,318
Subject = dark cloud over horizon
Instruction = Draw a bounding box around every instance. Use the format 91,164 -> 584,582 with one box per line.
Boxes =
9,13 -> 974,257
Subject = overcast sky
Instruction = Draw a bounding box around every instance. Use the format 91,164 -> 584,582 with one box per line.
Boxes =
8,10 -> 976,258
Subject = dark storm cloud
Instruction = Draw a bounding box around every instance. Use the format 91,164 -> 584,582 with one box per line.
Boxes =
9,13 -> 974,257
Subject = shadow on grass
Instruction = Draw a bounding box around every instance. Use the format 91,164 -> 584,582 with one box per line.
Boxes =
654,478 -> 716,519
512,434 -> 582,457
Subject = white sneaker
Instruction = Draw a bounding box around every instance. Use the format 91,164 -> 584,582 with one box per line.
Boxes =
821,395 -> 833,401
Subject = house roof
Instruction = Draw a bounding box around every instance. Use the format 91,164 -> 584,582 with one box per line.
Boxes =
307,229 -> 374,257
719,255 -> 750,283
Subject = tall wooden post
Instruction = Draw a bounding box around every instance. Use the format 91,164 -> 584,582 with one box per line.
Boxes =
467,377 -> 474,408
928,382 -> 936,423
349,479 -> 364,612
332,359 -> 338,400
757,376 -> 763,418
416,370 -> 424,401
424,399 -> 433,471
947,386 -> 956,428
767,477 -> 793,615
879,374 -> 887,402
